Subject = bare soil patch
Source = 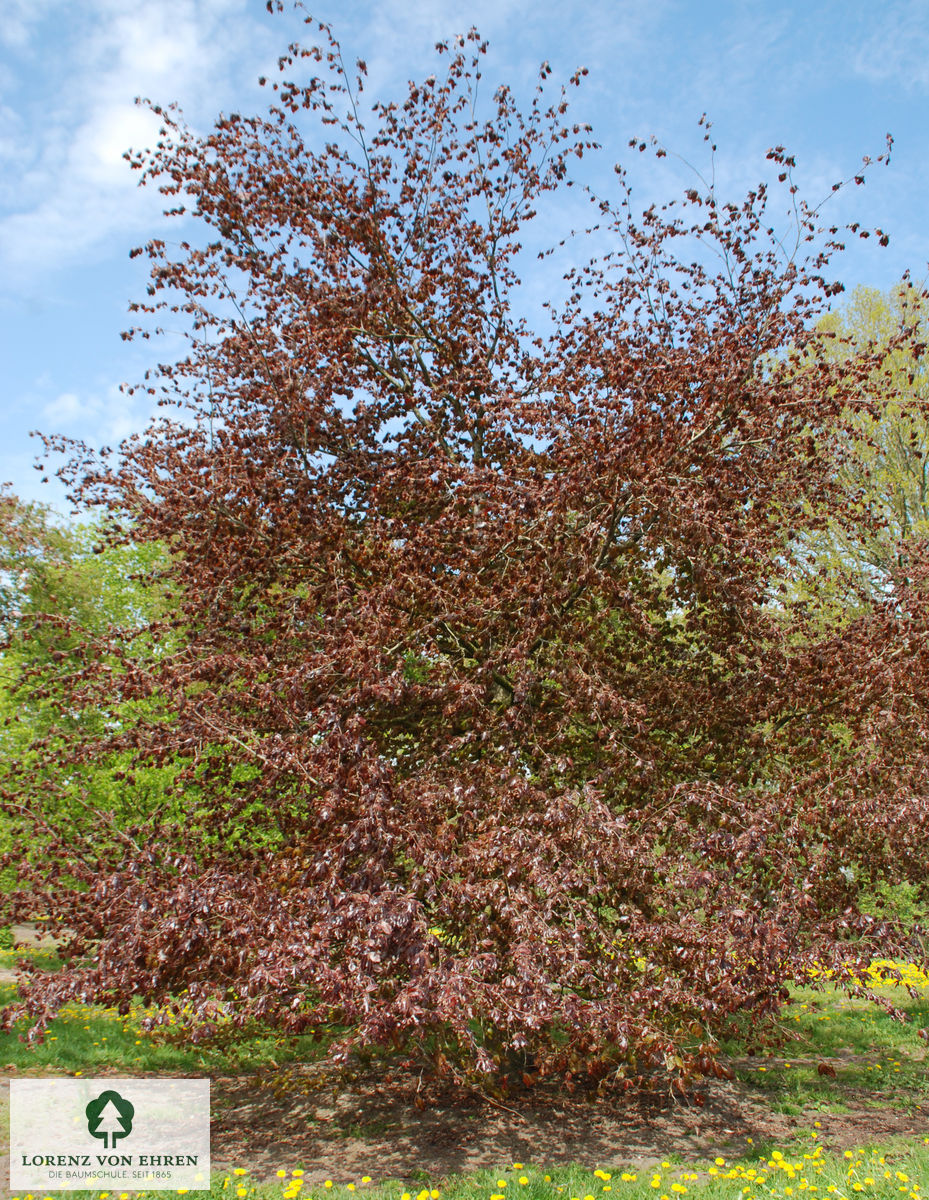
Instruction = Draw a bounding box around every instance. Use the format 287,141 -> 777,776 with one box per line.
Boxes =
204,1063 -> 929,1184
2,1061 -> 926,1194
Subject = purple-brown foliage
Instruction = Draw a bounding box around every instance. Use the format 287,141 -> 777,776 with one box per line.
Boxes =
3,11 -> 927,1094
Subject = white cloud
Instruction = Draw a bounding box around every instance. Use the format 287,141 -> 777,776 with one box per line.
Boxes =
0,102 -> 25,165
42,391 -> 90,424
41,381 -> 152,447
74,104 -> 163,189
0,0 -> 274,289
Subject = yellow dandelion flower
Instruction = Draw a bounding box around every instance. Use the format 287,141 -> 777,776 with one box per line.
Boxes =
362,1179 -> 372,1185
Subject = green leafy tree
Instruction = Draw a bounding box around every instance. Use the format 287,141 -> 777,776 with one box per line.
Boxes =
797,281 -> 929,603
777,284 -> 929,943
0,490 -> 180,898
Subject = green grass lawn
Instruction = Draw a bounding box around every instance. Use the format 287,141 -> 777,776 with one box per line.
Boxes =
0,979 -> 309,1075
721,981 -> 929,1117
0,941 -> 318,1074
7,1138 -> 929,1200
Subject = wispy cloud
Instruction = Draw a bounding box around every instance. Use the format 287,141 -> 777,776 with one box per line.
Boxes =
0,0 -> 274,289
0,0 -> 60,51
0,0 -> 675,295
41,382 -> 147,447
851,0 -> 929,90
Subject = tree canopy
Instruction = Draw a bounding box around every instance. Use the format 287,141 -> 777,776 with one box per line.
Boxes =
2,16 -> 927,1096
805,282 -> 929,598
0,491 -> 179,876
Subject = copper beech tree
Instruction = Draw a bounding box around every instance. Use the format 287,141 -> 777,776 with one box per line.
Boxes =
3,12 -> 928,1094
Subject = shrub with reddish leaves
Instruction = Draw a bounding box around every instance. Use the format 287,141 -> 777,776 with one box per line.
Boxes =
3,11 -> 927,1094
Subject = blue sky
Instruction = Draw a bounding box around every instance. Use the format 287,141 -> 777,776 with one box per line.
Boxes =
2,0 -> 928,518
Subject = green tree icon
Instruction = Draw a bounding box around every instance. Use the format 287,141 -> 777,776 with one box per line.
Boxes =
86,1090 -> 135,1148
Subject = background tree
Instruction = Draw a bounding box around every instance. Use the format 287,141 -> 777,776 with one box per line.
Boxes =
0,489 -> 180,900
2,16 -> 925,1095
780,282 -> 929,941
806,281 -> 929,596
